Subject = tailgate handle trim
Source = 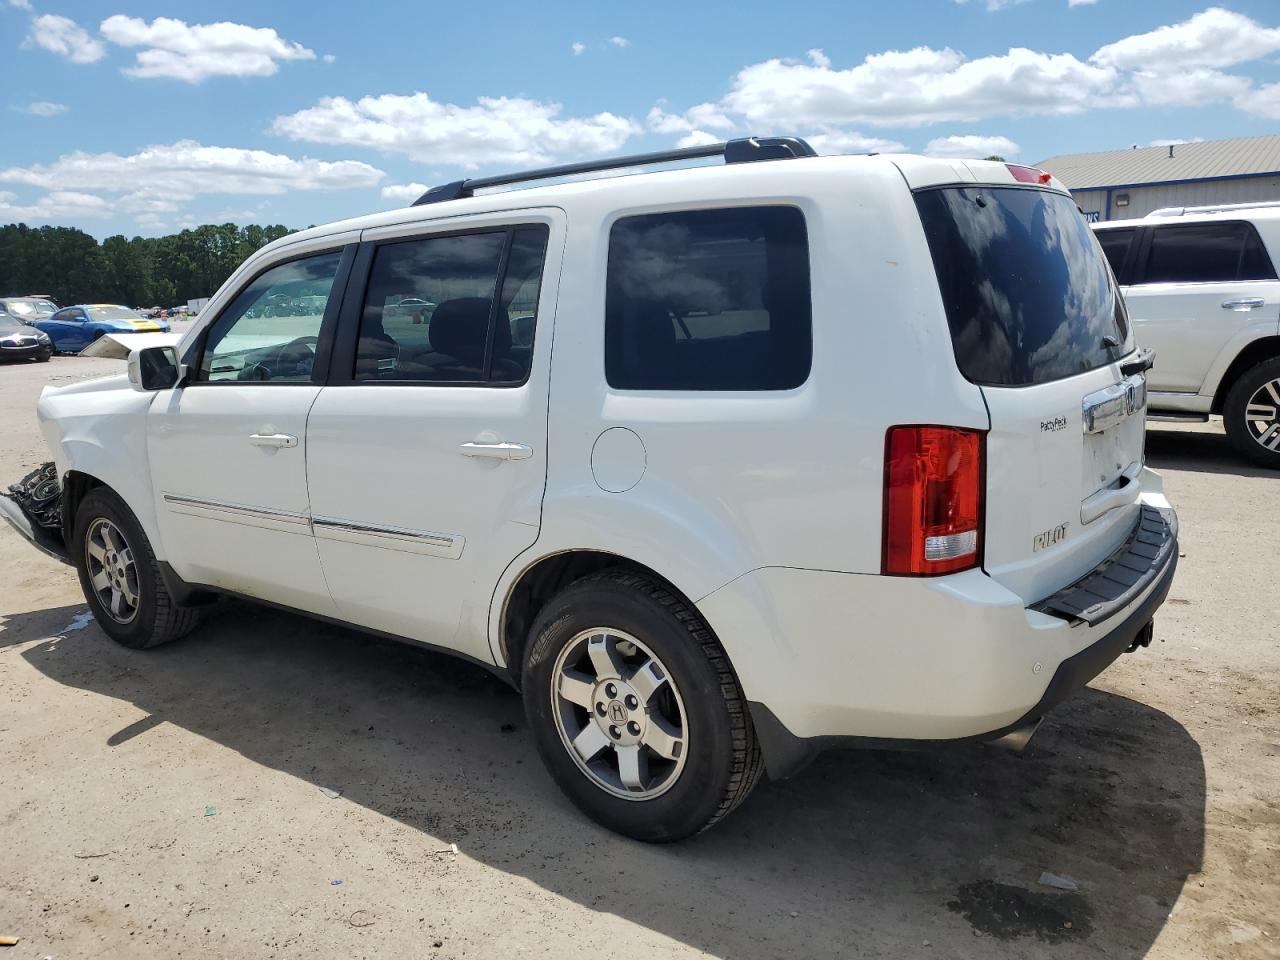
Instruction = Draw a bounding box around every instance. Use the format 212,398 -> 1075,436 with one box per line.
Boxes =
1080,461 -> 1143,525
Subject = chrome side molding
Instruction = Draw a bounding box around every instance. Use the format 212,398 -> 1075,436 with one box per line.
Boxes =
162,493 -> 311,528
312,515 -> 465,559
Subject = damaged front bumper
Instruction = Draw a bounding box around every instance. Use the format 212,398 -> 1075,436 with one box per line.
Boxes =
0,462 -> 70,565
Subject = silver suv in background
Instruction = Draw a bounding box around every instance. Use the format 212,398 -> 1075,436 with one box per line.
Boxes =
1094,202 -> 1280,468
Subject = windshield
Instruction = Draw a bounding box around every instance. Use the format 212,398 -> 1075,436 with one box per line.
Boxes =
0,316 -> 27,334
6,298 -> 57,318
87,306 -> 144,321
914,186 -> 1130,387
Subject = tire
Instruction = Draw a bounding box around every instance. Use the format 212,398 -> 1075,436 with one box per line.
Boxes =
522,571 -> 763,841
1223,357 -> 1280,469
38,352 -> 51,363
73,487 -> 200,648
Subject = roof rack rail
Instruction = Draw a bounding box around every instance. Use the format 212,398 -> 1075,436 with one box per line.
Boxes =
1148,200 -> 1280,218
412,136 -> 817,206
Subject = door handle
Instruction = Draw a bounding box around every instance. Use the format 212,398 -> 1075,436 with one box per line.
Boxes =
249,433 -> 298,449
459,441 -> 533,461
1221,298 -> 1265,311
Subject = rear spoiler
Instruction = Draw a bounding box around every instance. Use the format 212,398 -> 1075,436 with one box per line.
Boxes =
80,331 -> 183,361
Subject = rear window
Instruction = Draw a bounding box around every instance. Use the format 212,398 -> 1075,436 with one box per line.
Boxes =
915,186 -> 1128,387
605,206 -> 811,391
1142,222 -> 1276,284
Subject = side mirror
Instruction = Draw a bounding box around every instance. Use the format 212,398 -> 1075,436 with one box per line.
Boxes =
128,345 -> 183,392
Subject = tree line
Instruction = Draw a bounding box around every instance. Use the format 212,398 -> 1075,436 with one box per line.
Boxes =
0,222 -> 296,308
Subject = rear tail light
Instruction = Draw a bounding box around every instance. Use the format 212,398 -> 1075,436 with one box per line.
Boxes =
882,425 -> 985,576
1007,163 -> 1053,185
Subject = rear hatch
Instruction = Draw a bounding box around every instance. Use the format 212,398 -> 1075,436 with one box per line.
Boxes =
914,179 -> 1147,603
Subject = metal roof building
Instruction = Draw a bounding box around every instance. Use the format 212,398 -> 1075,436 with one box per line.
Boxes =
1038,135 -> 1280,222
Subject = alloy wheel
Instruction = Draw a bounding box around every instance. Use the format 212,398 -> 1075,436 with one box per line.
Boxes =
551,628 -> 688,800
85,518 -> 139,624
1245,378 -> 1280,451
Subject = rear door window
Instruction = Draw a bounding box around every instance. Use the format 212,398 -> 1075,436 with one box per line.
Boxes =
1141,222 -> 1277,284
914,186 -> 1128,387
605,206 -> 811,391
354,226 -> 548,384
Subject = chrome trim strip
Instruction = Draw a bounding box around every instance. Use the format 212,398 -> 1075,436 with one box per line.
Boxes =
162,493 -> 311,526
311,515 -> 456,549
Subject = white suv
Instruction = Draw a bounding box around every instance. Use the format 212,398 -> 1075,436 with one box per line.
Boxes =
1094,203 -> 1280,467
3,139 -> 1178,841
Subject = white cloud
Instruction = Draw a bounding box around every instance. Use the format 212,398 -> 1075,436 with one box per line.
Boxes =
609,36 -> 629,48
674,130 -> 722,148
1092,7 -> 1280,71
272,92 -> 640,168
1068,0 -> 1098,6
646,101 -> 735,134
7,0 -> 33,9
0,141 -> 383,228
805,130 -> 908,154
924,134 -> 1020,158
17,101 -> 69,117
955,0 -> 1029,10
99,15 -> 317,83
1149,137 -> 1205,146
0,189 -> 111,221
714,46 -> 1117,128
1234,82 -> 1280,119
381,182 -> 429,202
24,14 -> 105,64
571,41 -> 585,56
1127,67 -> 1250,106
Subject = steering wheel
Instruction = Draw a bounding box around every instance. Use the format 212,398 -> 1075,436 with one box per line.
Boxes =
262,335 -> 320,380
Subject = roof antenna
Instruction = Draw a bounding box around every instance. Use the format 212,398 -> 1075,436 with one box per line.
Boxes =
1168,144 -> 1175,159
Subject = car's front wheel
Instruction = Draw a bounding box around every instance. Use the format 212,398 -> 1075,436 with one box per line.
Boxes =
1224,357 -> 1280,469
522,571 -> 763,841
73,487 -> 200,648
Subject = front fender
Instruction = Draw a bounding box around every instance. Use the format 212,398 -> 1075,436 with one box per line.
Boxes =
37,380 -> 162,556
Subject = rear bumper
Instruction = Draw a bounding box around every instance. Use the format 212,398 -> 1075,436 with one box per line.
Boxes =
697,481 -> 1179,779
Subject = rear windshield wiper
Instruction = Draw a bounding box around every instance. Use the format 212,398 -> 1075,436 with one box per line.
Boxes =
1120,347 -> 1155,377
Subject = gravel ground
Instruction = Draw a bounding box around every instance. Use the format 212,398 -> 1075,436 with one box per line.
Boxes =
1,352 -> 1277,959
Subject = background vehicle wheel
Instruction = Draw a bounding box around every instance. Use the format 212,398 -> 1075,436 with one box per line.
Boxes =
523,571 -> 763,841
1223,357 -> 1280,469
73,487 -> 199,649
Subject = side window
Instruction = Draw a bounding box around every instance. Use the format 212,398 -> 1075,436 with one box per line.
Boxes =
1095,228 -> 1135,282
1142,223 -> 1266,285
605,206 -> 811,391
354,225 -> 549,384
195,251 -> 343,383
53,308 -> 80,323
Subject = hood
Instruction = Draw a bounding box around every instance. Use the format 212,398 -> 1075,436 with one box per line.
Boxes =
79,331 -> 182,360
39,372 -> 132,400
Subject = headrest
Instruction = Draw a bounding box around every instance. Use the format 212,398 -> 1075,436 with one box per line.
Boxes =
429,298 -> 501,365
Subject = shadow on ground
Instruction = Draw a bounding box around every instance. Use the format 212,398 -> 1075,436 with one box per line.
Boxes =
12,600 -> 1204,957
1146,426 -> 1274,479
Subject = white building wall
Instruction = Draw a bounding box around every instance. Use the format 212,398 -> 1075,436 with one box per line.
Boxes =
1073,175 -> 1280,221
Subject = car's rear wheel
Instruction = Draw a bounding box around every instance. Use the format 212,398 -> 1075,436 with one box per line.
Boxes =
522,571 -> 763,841
73,487 -> 200,648
1224,357 -> 1280,469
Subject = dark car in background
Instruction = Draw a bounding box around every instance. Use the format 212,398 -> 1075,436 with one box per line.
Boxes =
0,313 -> 53,361
0,297 -> 59,326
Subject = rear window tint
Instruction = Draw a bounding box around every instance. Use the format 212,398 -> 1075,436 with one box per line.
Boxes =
605,206 -> 811,391
915,186 -> 1128,387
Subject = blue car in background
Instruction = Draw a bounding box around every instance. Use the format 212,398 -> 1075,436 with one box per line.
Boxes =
34,304 -> 170,354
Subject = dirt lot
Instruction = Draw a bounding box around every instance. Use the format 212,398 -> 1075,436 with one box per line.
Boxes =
1,353 -> 1277,960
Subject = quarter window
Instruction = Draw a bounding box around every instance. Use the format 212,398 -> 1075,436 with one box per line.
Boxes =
1095,228 -> 1136,281
354,226 -> 549,384
196,251 -> 344,383
1142,223 -> 1277,284
605,206 -> 812,391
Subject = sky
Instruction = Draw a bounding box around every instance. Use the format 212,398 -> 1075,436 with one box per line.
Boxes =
2,0 -> 1279,238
